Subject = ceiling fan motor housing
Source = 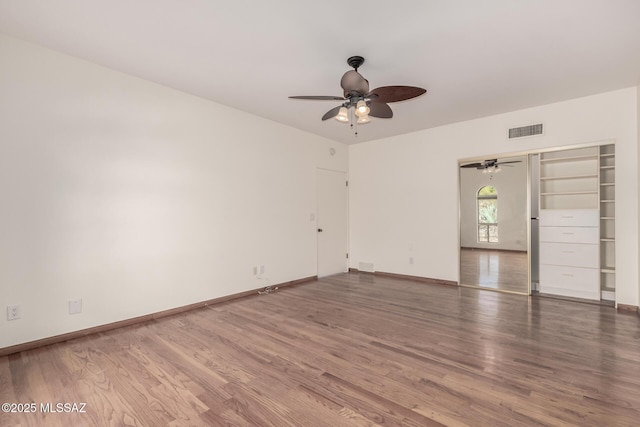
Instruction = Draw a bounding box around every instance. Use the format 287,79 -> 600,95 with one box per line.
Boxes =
346,55 -> 365,70
341,70 -> 369,98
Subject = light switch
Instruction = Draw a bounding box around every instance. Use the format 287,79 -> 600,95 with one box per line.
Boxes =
69,299 -> 82,315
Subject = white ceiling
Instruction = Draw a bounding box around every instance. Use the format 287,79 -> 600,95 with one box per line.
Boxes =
1,1 -> 639,144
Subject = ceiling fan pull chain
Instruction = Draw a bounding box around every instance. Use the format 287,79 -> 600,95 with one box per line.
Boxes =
350,108 -> 358,136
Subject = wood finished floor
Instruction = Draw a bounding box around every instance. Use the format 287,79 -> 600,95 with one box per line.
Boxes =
460,248 -> 529,293
1,273 -> 640,426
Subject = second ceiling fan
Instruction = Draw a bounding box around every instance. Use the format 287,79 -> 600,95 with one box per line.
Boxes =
289,56 -> 426,125
460,159 -> 522,170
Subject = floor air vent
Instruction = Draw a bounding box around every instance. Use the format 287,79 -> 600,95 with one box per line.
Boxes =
509,123 -> 543,139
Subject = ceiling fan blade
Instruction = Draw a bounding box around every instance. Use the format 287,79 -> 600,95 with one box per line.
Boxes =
321,105 -> 342,121
368,86 -> 427,103
289,95 -> 346,101
368,101 -> 393,118
496,160 -> 522,165
340,70 -> 369,97
460,163 -> 483,168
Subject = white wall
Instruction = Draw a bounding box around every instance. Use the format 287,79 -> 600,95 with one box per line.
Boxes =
459,156 -> 527,251
638,85 -> 640,308
349,87 -> 638,307
0,34 -> 347,349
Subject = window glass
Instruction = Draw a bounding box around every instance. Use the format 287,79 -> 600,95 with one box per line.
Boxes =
478,186 -> 498,243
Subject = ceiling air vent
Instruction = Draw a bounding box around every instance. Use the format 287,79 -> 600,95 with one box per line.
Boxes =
508,123 -> 543,139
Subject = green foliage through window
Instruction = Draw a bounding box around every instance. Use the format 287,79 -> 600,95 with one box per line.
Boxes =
478,186 -> 497,196
478,186 -> 498,243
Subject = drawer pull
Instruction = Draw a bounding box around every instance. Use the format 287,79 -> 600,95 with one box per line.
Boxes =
562,274 -> 574,277
562,251 -> 574,253
561,232 -> 575,235
561,215 -> 574,218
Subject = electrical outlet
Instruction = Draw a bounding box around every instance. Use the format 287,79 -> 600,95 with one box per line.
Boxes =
259,265 -> 265,274
409,257 -> 414,265
7,305 -> 20,321
253,266 -> 258,275
68,299 -> 82,315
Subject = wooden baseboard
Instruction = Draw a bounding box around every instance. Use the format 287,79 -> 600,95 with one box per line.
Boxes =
0,275 -> 317,357
349,267 -> 373,274
533,291 -> 615,307
349,268 -> 457,286
616,303 -> 640,314
461,247 -> 527,254
373,271 -> 458,287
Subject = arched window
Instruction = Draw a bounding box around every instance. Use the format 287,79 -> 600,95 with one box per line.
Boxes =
478,185 -> 498,243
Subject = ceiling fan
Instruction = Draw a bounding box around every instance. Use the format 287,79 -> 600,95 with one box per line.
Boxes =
289,56 -> 426,128
460,159 -> 522,171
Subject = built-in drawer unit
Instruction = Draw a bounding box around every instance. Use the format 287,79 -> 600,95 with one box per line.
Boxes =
539,226 -> 599,244
539,209 -> 599,227
539,242 -> 598,269
538,208 -> 599,300
539,265 -> 600,300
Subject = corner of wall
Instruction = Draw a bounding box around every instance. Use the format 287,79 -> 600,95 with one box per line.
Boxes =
316,140 -> 348,173
637,85 -> 640,307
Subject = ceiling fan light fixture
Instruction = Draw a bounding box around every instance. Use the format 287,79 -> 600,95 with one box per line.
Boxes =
288,55 -> 426,134
355,100 -> 370,117
335,107 -> 349,123
357,115 -> 370,124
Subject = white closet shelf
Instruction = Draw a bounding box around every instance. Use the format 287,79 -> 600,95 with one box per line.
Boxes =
600,183 -> 615,186
600,200 -> 615,203
541,191 -> 598,196
540,154 -> 598,163
601,267 -> 616,274
601,217 -> 615,220
600,238 -> 615,242
540,174 -> 598,181
600,153 -> 615,158
600,166 -> 615,170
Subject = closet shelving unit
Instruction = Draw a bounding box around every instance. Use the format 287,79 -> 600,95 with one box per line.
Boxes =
539,152 -> 599,210
538,147 -> 601,301
599,145 -> 615,301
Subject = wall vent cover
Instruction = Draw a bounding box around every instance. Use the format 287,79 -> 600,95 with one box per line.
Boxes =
509,123 -> 543,139
359,262 -> 375,273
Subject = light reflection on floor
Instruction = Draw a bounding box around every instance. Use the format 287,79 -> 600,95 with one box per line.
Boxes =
460,248 -> 528,293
